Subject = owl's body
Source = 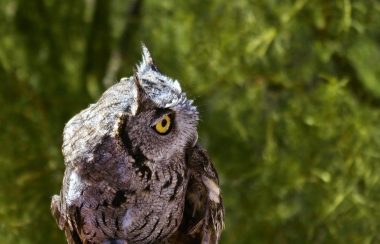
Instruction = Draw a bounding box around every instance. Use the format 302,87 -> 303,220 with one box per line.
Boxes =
51,47 -> 224,244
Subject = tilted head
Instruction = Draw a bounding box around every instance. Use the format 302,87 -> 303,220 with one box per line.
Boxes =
62,46 -> 198,174
125,45 -> 199,161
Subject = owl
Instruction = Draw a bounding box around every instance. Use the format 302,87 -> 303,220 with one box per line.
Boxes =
51,46 -> 224,244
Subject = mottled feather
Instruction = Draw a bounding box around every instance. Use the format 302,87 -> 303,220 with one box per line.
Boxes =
51,46 -> 224,244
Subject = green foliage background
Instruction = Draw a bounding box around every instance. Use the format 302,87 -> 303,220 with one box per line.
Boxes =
1,0 -> 380,243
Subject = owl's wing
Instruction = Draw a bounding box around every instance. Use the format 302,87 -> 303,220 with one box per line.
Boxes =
51,168 -> 84,244
51,195 -> 83,244
167,144 -> 224,244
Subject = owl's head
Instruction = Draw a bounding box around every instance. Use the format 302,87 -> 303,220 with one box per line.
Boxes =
63,45 -> 198,167
123,45 -> 199,161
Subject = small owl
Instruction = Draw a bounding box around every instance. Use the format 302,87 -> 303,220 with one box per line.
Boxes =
51,46 -> 224,244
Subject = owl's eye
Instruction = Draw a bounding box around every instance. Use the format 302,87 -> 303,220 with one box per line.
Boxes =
153,114 -> 173,135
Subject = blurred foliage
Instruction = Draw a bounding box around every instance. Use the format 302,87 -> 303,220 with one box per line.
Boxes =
1,0 -> 380,243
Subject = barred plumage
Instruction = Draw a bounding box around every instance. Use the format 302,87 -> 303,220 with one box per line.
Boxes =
51,46 -> 224,244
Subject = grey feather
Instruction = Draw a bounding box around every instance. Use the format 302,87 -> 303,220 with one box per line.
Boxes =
51,46 -> 224,244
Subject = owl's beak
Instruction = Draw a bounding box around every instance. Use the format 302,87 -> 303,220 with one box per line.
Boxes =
191,132 -> 198,148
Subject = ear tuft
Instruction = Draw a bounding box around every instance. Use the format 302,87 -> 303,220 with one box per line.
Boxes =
141,44 -> 153,65
137,44 -> 158,75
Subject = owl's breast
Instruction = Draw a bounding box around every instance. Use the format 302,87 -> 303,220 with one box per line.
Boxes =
121,161 -> 188,243
64,157 -> 188,243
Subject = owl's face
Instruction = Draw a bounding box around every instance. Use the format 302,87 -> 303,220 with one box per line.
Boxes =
121,46 -> 198,162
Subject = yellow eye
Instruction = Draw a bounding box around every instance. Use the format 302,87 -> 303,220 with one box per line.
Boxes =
154,114 -> 172,135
